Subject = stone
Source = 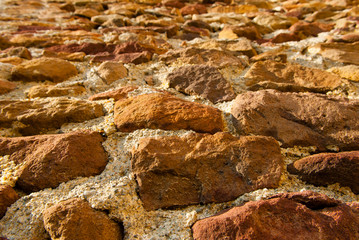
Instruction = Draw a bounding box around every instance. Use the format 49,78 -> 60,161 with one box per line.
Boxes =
288,151 -> 359,194
89,86 -> 138,101
162,0 -> 185,9
59,2 -> 75,12
132,132 -> 283,210
328,65 -> 359,82
316,42 -> 359,65
43,198 -> 122,240
114,93 -> 225,133
167,65 -> 236,103
270,32 -> 302,43
289,21 -> 334,37
339,33 -> 359,43
231,90 -> 359,151
27,85 -> 86,98
0,98 -> 104,135
208,5 -> 258,14
11,57 -> 78,83
0,185 -> 19,219
251,48 -> 287,63
159,47 -> 248,68
180,4 -> 207,16
244,60 -> 343,93
43,51 -> 86,62
253,14 -> 297,31
96,61 -> 128,84
192,191 -> 359,240
0,131 -> 107,193
0,79 -> 16,94
75,8 -> 100,18
219,25 -> 262,40
0,47 -> 32,60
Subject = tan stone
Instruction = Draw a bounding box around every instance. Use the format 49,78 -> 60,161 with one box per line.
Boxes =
114,93 -> 225,133
43,198 -> 122,240
11,57 -> 78,83
316,42 -> 359,65
208,5 -> 258,14
328,65 -> 359,82
89,86 -> 138,101
0,185 -> 19,219
75,8 -> 100,18
27,85 -> 86,98
132,132 -> 283,210
43,50 -> 86,62
96,61 -> 128,84
0,79 -> 16,94
253,14 -> 297,30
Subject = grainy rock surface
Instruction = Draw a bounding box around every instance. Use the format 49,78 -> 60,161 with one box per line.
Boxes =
43,198 -> 123,240
0,0 -> 359,239
231,90 -> 359,151
192,191 -> 359,240
288,151 -> 359,194
0,185 -> 19,219
132,132 -> 283,210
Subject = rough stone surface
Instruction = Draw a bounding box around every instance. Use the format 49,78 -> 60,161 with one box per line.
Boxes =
244,60 -> 343,92
89,86 -> 138,101
27,85 -> 86,98
0,79 -> 16,94
114,93 -> 225,133
96,61 -> 128,84
43,198 -> 122,240
0,99 -> 104,135
167,65 -> 236,103
0,185 -> 19,219
192,191 -> 359,240
11,57 -> 78,83
317,42 -> 359,65
231,90 -> 359,151
289,21 -> 334,37
132,132 -> 283,210
0,131 -> 107,193
328,65 -> 359,82
288,151 -> 359,194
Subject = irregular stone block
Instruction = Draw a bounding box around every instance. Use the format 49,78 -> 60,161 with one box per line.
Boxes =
0,185 -> 19,219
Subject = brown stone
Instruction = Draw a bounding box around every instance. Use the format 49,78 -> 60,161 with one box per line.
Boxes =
253,14 -> 297,31
114,93 -> 225,133
219,25 -> 262,41
0,47 -> 32,60
43,198 -> 122,240
159,47 -> 247,68
43,50 -> 86,62
251,48 -> 287,63
96,61 -> 128,84
75,8 -> 100,18
132,132 -> 283,210
270,32 -> 302,43
0,131 -> 108,193
340,33 -> 359,43
192,191 -> 359,240
167,65 -> 236,103
180,4 -> 207,16
162,0 -> 185,9
231,90 -> 359,151
59,2 -> 75,12
0,98 -> 104,135
0,185 -> 19,219
244,60 -> 343,93
288,151 -> 359,194
316,42 -> 359,65
208,5 -> 258,14
27,85 -> 86,98
11,57 -> 78,83
89,86 -> 138,101
328,65 -> 359,82
289,21 -> 334,37
0,79 -> 16,94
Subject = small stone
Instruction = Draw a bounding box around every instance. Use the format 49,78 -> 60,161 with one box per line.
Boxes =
167,65 -> 236,103
0,185 -> 19,219
244,60 -> 343,92
59,2 -> 75,12
253,14 -> 297,31
219,25 -> 262,41
328,65 -> 359,82
132,132 -> 283,210
43,51 -> 86,62
231,90 -> 359,151
11,57 -> 78,83
0,47 -> 32,60
0,98 -> 104,135
316,42 -> 359,65
75,8 -> 100,18
289,21 -> 334,37
96,61 -> 128,84
340,33 -> 359,43
180,4 -> 207,16
89,86 -> 138,101
0,79 -> 16,94
288,151 -> 359,194
114,93 -> 225,133
27,85 -> 86,98
192,191 -> 359,239
43,198 -> 122,240
208,5 -> 258,14
0,131 -> 108,193
270,32 -> 302,43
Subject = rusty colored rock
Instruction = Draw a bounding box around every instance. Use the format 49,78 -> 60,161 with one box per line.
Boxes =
167,65 -> 236,103
0,79 -> 16,94
192,191 -> 359,240
114,93 -> 225,133
132,132 -> 283,210
244,60 -> 343,92
231,90 -> 359,151
0,98 -> 104,135
270,32 -> 302,43
180,4 -> 207,16
0,47 -> 32,60
219,25 -> 262,40
43,198 -> 122,240
0,131 -> 108,193
0,185 -> 19,219
27,85 -> 86,98
89,86 -> 138,101
11,57 -> 78,83
288,151 -> 359,194
289,21 -> 334,37
316,42 -> 359,65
